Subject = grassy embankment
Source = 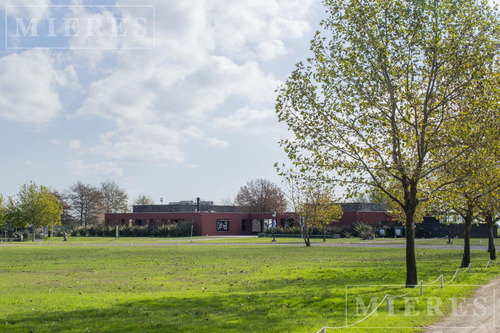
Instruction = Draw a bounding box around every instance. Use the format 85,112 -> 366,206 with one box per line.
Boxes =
0,240 -> 499,332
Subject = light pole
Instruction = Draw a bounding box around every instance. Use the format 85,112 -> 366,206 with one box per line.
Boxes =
272,212 -> 277,243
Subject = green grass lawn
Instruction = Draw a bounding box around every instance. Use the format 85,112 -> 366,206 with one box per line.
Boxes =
0,242 -> 498,332
2,235 -> 499,247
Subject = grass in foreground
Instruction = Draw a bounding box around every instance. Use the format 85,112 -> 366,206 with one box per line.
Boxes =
0,244 -> 498,332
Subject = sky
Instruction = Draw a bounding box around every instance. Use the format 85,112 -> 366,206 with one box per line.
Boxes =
0,0 -> 325,204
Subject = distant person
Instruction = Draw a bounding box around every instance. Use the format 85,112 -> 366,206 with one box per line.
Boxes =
63,232 -> 67,242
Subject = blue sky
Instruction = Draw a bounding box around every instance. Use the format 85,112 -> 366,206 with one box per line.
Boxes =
0,0 -> 325,204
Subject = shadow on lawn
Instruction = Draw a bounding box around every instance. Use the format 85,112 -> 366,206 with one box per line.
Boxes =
3,291 -> 341,333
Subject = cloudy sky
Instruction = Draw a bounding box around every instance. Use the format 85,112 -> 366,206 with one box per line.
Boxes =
0,0 -> 324,203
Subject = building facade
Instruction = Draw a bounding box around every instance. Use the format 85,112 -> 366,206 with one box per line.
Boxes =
105,199 -> 297,236
105,201 -> 496,238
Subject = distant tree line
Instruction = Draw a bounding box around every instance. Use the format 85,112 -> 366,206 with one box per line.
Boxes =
0,180 -> 159,239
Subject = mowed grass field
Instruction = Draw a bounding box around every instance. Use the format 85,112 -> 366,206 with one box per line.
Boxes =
1,240 -> 499,332
5,234 -> 499,246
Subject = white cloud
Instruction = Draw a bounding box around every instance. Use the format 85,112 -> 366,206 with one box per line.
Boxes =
66,160 -> 123,177
93,124 -> 184,164
70,140 -> 81,150
0,49 -> 62,122
213,107 -> 278,133
75,0 -> 316,164
207,137 -> 229,148
184,126 -> 205,140
2,0 -> 52,19
257,39 -> 287,61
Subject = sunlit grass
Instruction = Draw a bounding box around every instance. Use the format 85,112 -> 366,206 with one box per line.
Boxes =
0,243 -> 498,332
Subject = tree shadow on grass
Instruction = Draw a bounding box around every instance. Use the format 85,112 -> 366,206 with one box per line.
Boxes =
2,290 -> 344,333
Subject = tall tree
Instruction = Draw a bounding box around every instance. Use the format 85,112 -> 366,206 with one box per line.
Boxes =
235,179 -> 287,213
315,196 -> 343,243
52,190 -> 76,227
276,0 -> 499,286
481,204 -> 499,261
100,180 -> 129,213
433,70 -> 500,267
133,194 -> 155,206
67,182 -> 104,226
283,177 -> 342,246
8,181 -> 63,241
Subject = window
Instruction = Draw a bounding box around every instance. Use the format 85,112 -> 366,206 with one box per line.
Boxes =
252,219 -> 261,232
217,220 -> 229,232
241,219 -> 246,232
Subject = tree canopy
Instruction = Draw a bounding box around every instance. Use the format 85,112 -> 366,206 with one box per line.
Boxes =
67,182 -> 104,226
235,179 -> 287,213
133,194 -> 155,206
7,181 -> 63,241
276,0 -> 500,286
100,180 -> 129,213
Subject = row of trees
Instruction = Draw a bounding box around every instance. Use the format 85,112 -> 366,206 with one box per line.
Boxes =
0,180 -> 159,237
276,0 -> 500,286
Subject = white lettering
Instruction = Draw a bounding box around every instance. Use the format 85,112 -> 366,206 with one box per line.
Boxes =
15,18 -> 39,37
472,297 -> 488,317
64,18 -> 79,37
355,297 -> 380,316
87,18 -> 104,37
133,17 -> 147,37
427,297 -> 443,316
112,18 -> 128,37
403,297 -> 420,316
47,18 -> 56,37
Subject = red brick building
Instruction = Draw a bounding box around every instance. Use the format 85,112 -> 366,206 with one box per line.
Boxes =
104,201 -> 393,236
105,211 -> 297,236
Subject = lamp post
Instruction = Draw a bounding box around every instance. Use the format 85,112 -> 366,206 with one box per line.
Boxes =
272,212 -> 277,243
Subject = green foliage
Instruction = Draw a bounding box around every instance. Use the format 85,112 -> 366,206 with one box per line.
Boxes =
276,0 -> 500,286
6,182 -> 63,235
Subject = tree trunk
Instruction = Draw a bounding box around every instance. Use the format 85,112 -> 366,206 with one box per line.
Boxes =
461,209 -> 473,268
304,226 -> 311,247
301,220 -> 311,247
404,184 -> 418,288
323,226 -> 326,242
488,224 -> 496,260
405,214 -> 417,287
485,213 -> 496,260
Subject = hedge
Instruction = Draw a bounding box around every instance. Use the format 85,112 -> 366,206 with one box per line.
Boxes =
66,223 -> 194,238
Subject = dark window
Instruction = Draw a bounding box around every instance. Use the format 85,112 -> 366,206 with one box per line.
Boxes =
242,219 -> 246,231
217,220 -> 229,232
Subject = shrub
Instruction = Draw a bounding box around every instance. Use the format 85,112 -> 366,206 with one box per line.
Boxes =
354,223 -> 374,240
